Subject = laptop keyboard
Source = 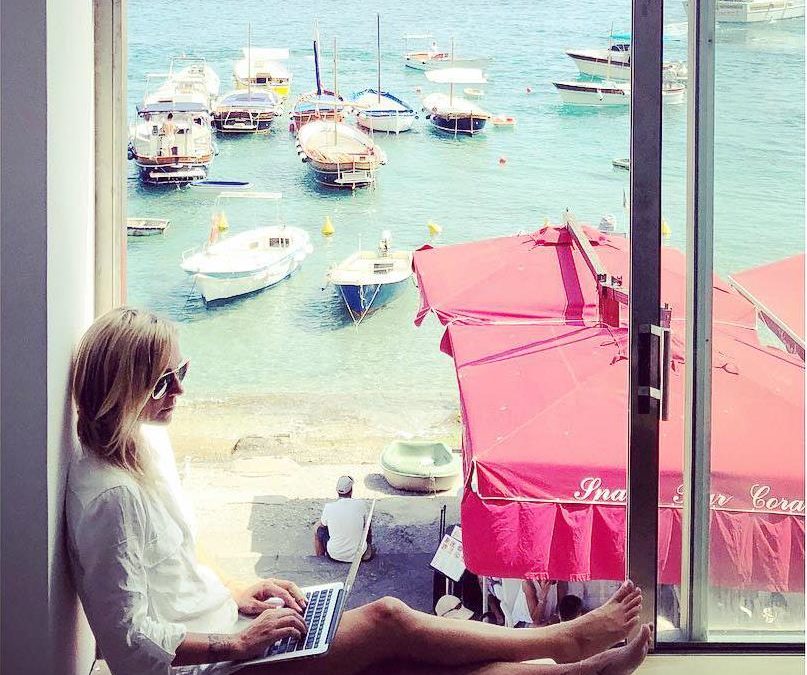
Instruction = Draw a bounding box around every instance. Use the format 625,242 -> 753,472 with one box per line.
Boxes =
269,588 -> 334,655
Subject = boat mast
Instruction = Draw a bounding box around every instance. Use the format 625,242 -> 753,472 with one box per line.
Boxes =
376,13 -> 382,104
314,20 -> 323,96
247,23 -> 252,98
449,37 -> 455,105
333,38 -> 339,146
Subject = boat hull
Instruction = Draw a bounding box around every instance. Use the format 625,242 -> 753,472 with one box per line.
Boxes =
335,278 -> 410,317
196,260 -> 302,303
356,111 -> 416,133
429,114 -> 487,135
566,52 -> 631,80
307,162 -> 377,187
212,111 -> 276,133
554,81 -> 629,106
135,160 -> 210,184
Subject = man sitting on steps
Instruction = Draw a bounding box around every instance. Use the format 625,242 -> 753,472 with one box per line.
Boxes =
314,475 -> 375,562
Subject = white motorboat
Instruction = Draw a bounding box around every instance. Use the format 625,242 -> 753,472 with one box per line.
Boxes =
553,79 -> 685,106
566,44 -> 687,82
145,57 -> 220,112
403,34 -> 490,71
129,101 -> 214,184
327,232 -> 413,320
683,0 -> 804,22
296,120 -> 387,187
233,47 -> 292,99
352,15 -> 416,133
180,192 -> 313,303
422,68 -> 491,134
127,218 -> 169,236
212,89 -> 280,133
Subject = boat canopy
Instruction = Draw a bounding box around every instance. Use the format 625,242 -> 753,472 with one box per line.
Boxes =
218,90 -> 279,105
425,67 -> 488,84
242,47 -> 290,60
137,101 -> 209,114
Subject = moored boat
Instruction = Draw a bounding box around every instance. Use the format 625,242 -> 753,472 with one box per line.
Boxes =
553,79 -> 685,106
566,45 -> 687,82
327,232 -> 413,319
212,89 -> 280,133
296,120 -> 386,187
291,91 -> 345,131
127,218 -> 169,236
422,68 -> 491,135
403,34 -> 490,71
190,179 -> 253,190
353,90 -> 416,133
683,0 -> 805,22
180,192 -> 313,303
233,47 -> 292,98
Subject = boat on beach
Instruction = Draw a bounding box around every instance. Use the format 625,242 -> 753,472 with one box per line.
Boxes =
327,232 -> 413,320
422,68 -> 491,135
403,34 -> 490,72
352,15 -> 416,134
127,217 -> 169,236
180,192 -> 313,303
683,0 -> 805,22
296,120 -> 387,188
381,441 -> 461,492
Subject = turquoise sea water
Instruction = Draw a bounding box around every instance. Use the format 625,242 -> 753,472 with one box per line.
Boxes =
127,0 -> 804,406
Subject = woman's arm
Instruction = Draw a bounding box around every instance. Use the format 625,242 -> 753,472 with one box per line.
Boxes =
172,608 -> 307,666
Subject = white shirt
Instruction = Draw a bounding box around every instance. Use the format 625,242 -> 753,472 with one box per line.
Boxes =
66,425 -> 239,675
320,498 -> 367,563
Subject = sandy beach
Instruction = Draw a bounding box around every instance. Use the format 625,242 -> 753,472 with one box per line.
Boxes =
171,394 -> 464,612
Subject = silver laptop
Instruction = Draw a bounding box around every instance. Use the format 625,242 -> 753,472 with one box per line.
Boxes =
237,499 -> 375,666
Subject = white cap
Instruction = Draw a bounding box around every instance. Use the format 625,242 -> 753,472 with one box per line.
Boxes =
336,475 -> 354,495
434,594 -> 474,620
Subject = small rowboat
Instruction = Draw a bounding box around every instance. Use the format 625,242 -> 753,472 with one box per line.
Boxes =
190,180 -> 253,191
127,217 -> 169,236
463,87 -> 485,99
380,441 -> 462,492
612,158 -> 630,171
490,115 -> 516,127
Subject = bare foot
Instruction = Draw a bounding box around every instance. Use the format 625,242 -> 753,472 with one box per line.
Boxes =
554,581 -> 642,663
584,624 -> 652,675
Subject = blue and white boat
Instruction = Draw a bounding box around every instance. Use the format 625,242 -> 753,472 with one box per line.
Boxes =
422,68 -> 491,136
353,90 -> 416,133
328,232 -> 413,319
352,15 -> 416,134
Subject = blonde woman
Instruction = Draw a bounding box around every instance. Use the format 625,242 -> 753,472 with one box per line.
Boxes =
66,307 -> 652,675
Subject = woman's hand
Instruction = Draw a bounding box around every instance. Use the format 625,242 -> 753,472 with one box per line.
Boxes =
235,608 -> 308,660
232,578 -> 307,615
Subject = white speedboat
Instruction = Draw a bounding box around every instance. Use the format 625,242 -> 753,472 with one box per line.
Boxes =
327,232 -> 413,320
233,47 -> 292,99
403,34 -> 490,71
296,120 -> 387,187
145,57 -> 220,112
180,192 -> 313,303
553,79 -> 685,106
212,89 -> 280,133
683,0 -> 804,22
566,44 -> 687,82
422,68 -> 491,134
129,102 -> 214,184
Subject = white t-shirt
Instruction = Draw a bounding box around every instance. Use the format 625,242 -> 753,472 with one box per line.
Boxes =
320,498 -> 368,563
66,425 -> 242,675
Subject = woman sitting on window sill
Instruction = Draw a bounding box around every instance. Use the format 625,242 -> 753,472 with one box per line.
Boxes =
66,307 -> 652,675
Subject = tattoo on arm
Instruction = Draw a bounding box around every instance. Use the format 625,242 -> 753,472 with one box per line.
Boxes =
207,633 -> 236,661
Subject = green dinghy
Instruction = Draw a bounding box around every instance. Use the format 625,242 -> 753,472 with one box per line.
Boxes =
380,440 -> 462,492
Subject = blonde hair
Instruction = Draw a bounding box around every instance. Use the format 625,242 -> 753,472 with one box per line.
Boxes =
72,307 -> 177,478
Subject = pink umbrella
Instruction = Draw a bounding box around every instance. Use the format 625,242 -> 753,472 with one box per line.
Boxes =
730,253 -> 805,360
446,321 -> 804,590
414,223 -> 757,331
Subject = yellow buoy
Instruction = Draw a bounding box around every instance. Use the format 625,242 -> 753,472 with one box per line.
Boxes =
427,220 -> 442,237
214,211 -> 229,232
321,215 -> 335,236
661,217 -> 671,237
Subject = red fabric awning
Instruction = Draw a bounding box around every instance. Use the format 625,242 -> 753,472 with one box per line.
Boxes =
730,253 -> 805,359
446,322 -> 805,591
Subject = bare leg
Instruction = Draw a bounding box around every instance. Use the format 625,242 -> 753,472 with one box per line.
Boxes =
313,526 -> 327,557
237,588 -> 643,675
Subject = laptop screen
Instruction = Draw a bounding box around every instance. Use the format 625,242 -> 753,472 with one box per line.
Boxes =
344,499 -> 375,595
